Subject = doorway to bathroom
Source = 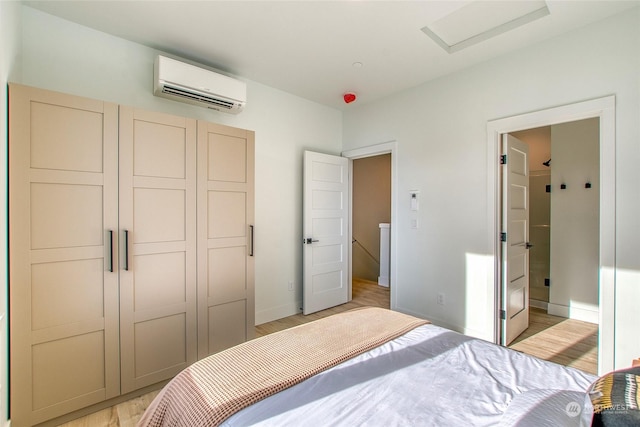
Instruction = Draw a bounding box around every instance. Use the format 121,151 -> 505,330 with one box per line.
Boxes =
504,118 -> 600,375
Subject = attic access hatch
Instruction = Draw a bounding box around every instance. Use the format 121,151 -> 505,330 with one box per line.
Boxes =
154,55 -> 246,114
422,1 -> 550,54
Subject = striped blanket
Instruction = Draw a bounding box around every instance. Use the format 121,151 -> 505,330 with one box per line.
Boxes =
137,307 -> 428,426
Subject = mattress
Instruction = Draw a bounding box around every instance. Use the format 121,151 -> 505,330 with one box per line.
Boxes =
139,309 -> 597,427
221,323 -> 596,426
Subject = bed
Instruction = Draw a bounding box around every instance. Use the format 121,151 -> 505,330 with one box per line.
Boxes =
138,307 -> 599,427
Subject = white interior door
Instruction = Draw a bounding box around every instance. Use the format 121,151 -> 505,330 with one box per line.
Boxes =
501,134 -> 531,345
303,151 -> 350,315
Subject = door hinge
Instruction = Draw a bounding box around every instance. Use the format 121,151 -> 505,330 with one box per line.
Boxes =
500,232 -> 507,242
500,309 -> 506,320
500,154 -> 507,165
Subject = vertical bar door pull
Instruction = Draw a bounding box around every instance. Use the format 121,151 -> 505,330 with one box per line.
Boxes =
108,230 -> 114,272
124,229 -> 130,271
249,225 -> 255,257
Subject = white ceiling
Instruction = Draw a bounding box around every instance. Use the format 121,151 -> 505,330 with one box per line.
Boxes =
23,0 -> 639,110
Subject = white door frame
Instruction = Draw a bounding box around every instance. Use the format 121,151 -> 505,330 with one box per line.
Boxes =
487,96 -> 615,375
342,141 -> 397,310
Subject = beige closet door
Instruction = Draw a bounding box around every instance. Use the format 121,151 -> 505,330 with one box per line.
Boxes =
9,84 -> 120,425
119,107 -> 197,393
197,121 -> 255,359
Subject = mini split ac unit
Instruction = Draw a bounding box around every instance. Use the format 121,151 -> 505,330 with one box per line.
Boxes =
154,55 -> 246,114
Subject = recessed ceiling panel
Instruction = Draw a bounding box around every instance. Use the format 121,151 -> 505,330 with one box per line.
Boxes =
422,1 -> 550,53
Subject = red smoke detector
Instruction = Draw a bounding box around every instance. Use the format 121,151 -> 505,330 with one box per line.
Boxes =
343,92 -> 357,104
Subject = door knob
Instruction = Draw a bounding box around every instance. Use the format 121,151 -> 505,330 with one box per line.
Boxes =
304,238 -> 319,244
525,242 -> 534,249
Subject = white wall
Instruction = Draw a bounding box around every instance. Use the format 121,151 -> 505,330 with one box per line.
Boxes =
0,2 -> 21,424
18,6 -> 343,325
549,119 -> 599,323
343,9 -> 640,368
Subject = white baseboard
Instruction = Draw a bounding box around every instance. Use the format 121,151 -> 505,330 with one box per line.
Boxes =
547,303 -> 569,318
255,301 -> 302,326
548,303 -> 599,324
529,299 -> 548,310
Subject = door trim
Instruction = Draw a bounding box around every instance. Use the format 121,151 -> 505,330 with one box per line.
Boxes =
487,96 -> 615,375
342,141 -> 397,310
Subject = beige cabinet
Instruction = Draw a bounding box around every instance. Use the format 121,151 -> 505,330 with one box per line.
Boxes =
9,85 -> 254,425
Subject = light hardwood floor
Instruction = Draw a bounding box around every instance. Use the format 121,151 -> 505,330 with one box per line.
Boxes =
508,306 -> 598,375
59,281 -> 597,426
57,392 -> 158,427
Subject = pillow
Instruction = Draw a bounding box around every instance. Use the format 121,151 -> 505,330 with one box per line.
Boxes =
588,366 -> 640,427
498,389 -> 593,427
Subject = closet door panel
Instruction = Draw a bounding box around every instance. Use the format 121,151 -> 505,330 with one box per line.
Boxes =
133,118 -> 186,179
208,191 -> 247,238
208,133 -> 247,182
134,314 -> 187,378
31,258 -> 104,329
208,300 -> 247,354
134,188 -> 186,243
208,246 -> 247,304
134,252 -> 187,311
197,121 -> 254,359
119,107 -> 197,394
30,102 -> 104,172
30,182 -> 104,249
32,332 -> 105,410
9,84 -> 120,426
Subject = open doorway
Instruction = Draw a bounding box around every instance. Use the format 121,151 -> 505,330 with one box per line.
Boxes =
503,120 -> 600,374
342,141 -> 397,310
351,154 -> 391,308
488,96 -> 615,375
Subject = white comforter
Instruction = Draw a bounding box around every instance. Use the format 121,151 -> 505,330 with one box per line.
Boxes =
222,324 -> 596,426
